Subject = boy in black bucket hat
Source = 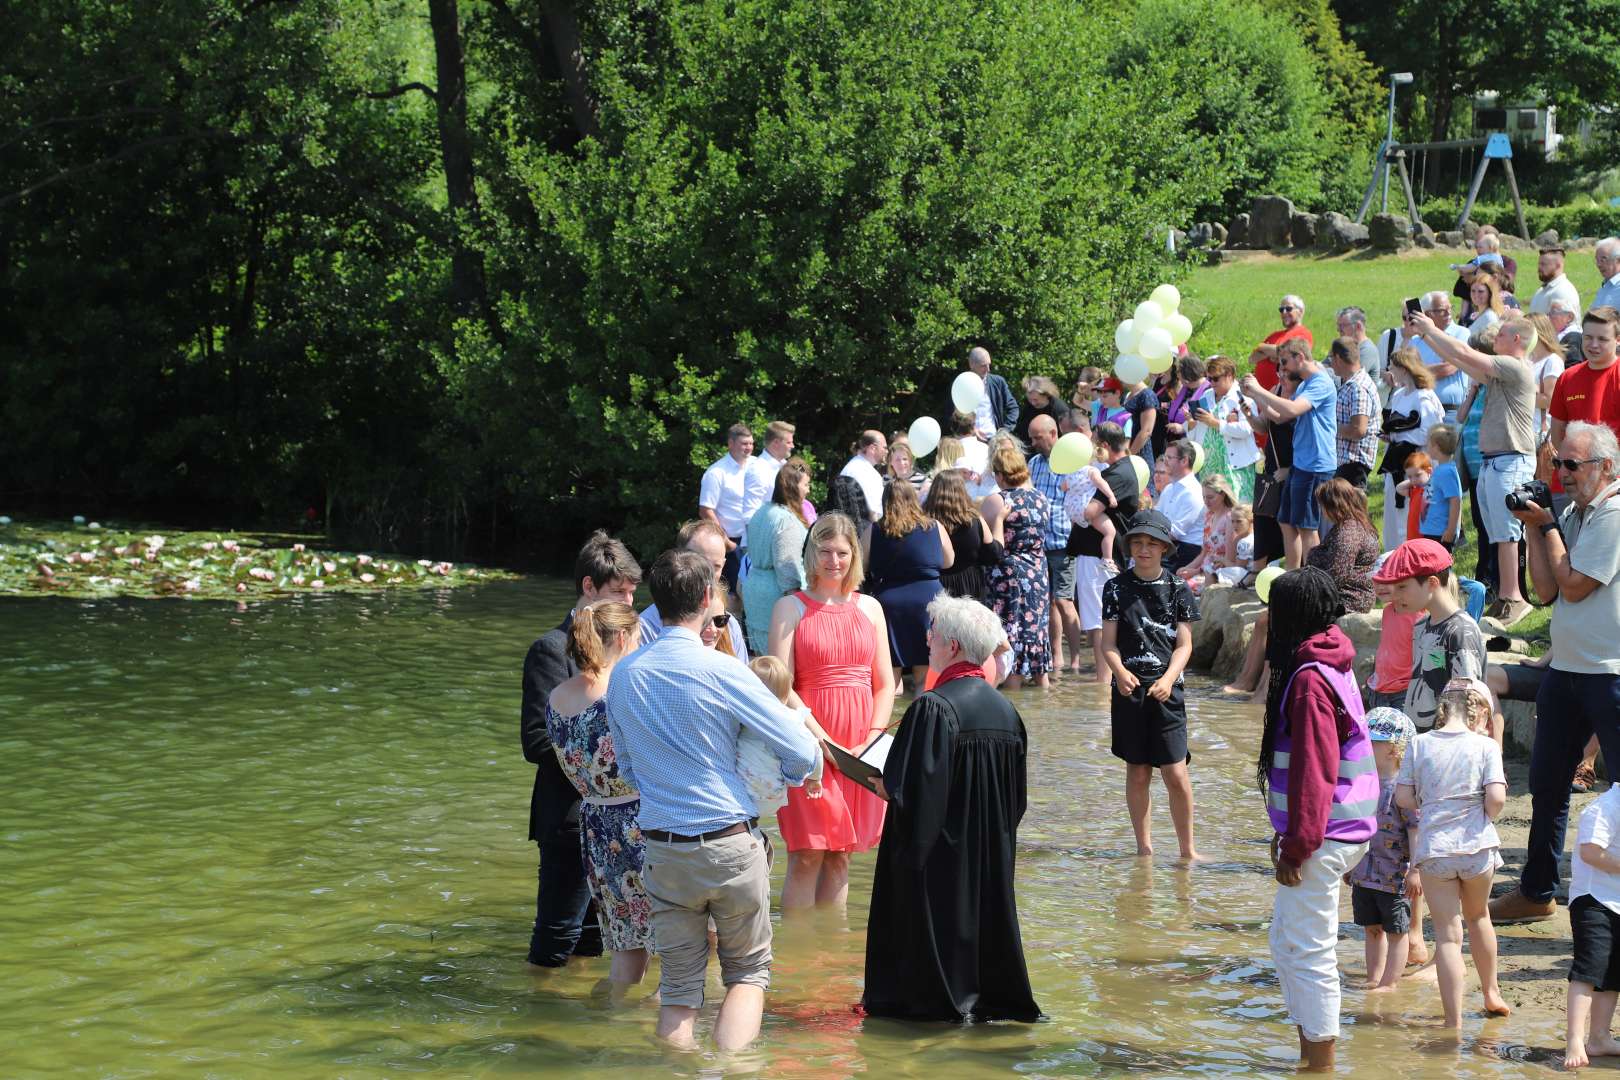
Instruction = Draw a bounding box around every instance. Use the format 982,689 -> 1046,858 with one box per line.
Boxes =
1101,510 -> 1204,860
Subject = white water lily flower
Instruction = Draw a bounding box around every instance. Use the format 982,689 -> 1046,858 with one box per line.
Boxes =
0,516 -> 11,525
359,573 -> 375,583
88,522 -> 100,530
73,515 -> 86,524
182,578 -> 201,591
311,579 -> 325,589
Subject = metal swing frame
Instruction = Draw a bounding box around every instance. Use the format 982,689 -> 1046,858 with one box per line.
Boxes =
1354,133 -> 1529,239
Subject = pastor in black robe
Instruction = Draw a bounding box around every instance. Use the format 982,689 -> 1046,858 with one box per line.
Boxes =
861,670 -> 1040,1023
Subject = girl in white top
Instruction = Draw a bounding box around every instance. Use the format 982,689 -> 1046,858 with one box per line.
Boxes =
1190,355 -> 1259,501
1395,677 -> 1511,1029
1527,312 -> 1567,444
1379,348 -> 1447,548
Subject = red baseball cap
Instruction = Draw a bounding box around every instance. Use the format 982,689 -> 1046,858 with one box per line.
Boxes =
1372,538 -> 1453,583
1099,376 -> 1124,392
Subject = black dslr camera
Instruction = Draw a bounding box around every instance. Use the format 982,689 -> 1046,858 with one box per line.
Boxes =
1504,478 -> 1553,513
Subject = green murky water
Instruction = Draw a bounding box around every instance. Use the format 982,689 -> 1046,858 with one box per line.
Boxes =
1,582 -> 1567,1076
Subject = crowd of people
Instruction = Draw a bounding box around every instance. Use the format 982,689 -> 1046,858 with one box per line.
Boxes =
516,231 -> 1620,1067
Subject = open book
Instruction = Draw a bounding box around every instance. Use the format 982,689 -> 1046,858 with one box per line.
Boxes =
822,732 -> 894,799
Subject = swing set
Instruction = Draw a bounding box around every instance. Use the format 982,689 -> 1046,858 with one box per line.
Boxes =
1353,132 -> 1530,239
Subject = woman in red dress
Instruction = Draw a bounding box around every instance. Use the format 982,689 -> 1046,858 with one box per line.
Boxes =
769,511 -> 896,910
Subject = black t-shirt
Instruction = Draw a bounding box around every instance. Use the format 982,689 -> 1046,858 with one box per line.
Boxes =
1101,568 -> 1200,679
1124,388 -> 1158,465
1068,457 -> 1139,559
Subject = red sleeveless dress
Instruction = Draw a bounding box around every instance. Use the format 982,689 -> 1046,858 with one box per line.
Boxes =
775,591 -> 887,852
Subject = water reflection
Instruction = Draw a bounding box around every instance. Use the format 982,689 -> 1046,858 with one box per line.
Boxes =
0,583 -> 1567,1076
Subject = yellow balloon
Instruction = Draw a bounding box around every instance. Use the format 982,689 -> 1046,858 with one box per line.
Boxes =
1129,455 -> 1149,491
1049,431 -> 1094,475
1165,312 -> 1193,348
1139,326 -> 1173,362
1191,441 -> 1206,474
1133,299 -> 1166,328
1150,283 -> 1181,314
1145,349 -> 1174,374
1256,564 -> 1286,603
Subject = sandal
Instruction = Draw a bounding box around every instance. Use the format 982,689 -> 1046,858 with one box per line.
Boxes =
1239,569 -> 1260,590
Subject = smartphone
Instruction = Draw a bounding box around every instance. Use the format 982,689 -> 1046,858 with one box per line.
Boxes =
1404,297 -> 1421,316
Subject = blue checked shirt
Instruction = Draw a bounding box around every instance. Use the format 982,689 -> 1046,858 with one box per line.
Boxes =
604,625 -> 819,833
1335,369 -> 1381,468
1028,454 -> 1072,551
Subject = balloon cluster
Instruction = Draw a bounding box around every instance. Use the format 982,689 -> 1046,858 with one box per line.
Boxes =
906,372 -> 988,456
1112,284 -> 1192,387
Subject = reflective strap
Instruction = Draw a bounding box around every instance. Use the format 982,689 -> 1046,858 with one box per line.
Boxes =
1273,750 -> 1289,768
1271,749 -> 1375,778
1267,791 -> 1378,820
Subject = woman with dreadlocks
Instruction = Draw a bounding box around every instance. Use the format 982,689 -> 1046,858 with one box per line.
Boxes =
1257,566 -> 1378,1072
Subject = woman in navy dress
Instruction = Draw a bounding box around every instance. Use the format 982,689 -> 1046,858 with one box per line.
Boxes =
982,443 -> 1053,689
865,479 -> 954,689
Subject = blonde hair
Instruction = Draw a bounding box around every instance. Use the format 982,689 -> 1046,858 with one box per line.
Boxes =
710,581 -> 736,657
1202,475 -> 1237,511
1022,375 -> 1061,402
565,601 -> 640,676
806,512 -> 865,595
879,477 -> 930,538
1389,347 -> 1435,390
1231,504 -> 1254,535
749,655 -> 791,701
933,436 -> 965,472
990,443 -> 1030,486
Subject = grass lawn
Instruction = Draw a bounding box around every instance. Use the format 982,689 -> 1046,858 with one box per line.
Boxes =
1180,248 -> 1566,648
1178,248 -> 1607,364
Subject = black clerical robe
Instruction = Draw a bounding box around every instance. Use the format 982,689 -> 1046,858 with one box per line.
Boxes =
862,673 -> 1040,1023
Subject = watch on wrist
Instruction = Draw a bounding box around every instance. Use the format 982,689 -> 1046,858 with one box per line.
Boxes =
1539,520 -> 1560,536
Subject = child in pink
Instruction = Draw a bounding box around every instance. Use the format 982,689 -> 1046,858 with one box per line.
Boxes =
1367,577 -> 1420,711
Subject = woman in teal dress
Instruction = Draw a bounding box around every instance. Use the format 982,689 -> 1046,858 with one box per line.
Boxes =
545,601 -> 651,992
742,459 -> 812,654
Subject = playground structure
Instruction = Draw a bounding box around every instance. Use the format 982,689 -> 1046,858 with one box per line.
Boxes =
1354,132 -> 1530,240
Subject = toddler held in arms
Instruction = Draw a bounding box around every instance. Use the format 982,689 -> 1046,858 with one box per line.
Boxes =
738,656 -> 825,812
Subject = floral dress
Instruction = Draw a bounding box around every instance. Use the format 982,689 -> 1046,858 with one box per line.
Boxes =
986,486 -> 1052,678
546,697 -> 652,952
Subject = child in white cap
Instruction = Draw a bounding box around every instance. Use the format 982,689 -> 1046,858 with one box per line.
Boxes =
1348,708 -> 1420,991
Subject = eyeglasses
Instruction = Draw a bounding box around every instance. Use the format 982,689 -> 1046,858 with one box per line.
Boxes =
711,612 -> 731,628
1278,306 -> 1297,313
1554,457 -> 1600,472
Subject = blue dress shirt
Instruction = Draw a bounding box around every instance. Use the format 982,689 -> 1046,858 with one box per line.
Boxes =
640,603 -> 748,659
605,626 -> 818,833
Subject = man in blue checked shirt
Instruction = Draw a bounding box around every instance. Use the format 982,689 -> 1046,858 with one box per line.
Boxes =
1027,414 -> 1079,669
606,548 -> 819,1051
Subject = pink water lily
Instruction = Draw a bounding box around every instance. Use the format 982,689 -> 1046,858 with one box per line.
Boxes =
221,540 -> 240,553
182,578 -> 201,592
291,575 -> 305,585
144,534 -> 165,552
356,554 -> 372,566
236,582 -> 248,593
292,543 -> 306,553
311,579 -> 325,589
200,541 -> 218,552
359,573 -> 375,583
322,560 -> 336,573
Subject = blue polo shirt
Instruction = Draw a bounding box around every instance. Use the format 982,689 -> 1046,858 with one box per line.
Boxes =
1290,370 -> 1338,474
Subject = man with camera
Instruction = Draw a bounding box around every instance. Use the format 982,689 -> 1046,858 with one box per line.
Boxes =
1490,421 -> 1620,923
1405,311 -> 1539,624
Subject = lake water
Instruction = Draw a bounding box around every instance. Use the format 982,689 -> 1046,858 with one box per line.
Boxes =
1,581 -> 1568,1076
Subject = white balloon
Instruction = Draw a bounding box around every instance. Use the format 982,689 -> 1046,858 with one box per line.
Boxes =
1164,312 -> 1193,347
1138,326 -> 1173,362
951,371 -> 985,414
1113,319 -> 1137,355
1133,300 -> 1166,329
1115,354 -> 1150,385
1150,283 -> 1181,314
1146,349 -> 1175,374
907,416 -> 941,456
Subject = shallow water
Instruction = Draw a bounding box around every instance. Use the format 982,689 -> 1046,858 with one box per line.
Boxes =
1,582 -> 1566,1076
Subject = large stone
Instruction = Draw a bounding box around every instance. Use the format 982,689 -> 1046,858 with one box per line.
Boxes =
1536,228 -> 1561,249
1204,248 -> 1231,266
1187,222 -> 1215,248
1413,220 -> 1436,249
1463,220 -> 1479,243
1250,195 -> 1295,248
1290,212 -> 1319,248
1370,213 -> 1411,251
1211,221 -> 1228,246
1226,213 -> 1250,249
1317,212 -> 1349,249
1436,230 -> 1465,247
1320,211 -> 1369,252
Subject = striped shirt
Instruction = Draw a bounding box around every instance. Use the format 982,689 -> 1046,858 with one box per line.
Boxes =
1028,454 -> 1072,551
1335,369 -> 1381,469
605,626 -> 818,833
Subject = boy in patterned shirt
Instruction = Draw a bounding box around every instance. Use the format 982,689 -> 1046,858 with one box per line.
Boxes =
1101,510 -> 1203,860
1348,708 -> 1422,990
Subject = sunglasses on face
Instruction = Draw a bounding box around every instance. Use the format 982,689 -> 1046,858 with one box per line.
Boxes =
711,612 -> 731,628
1279,306 -> 1297,313
1554,457 -> 1599,472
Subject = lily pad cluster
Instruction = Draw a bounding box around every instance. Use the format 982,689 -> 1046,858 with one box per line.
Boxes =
0,520 -> 514,601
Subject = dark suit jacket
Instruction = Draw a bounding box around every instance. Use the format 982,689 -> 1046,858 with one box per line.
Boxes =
521,616 -> 581,843
985,372 -> 1020,433
1564,330 -> 1584,368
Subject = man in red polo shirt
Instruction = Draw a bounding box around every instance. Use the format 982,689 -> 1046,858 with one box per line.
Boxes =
1551,307 -> 1620,447
1256,295 -> 1314,392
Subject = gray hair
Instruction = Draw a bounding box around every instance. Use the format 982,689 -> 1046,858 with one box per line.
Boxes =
1421,290 -> 1451,311
1282,294 -> 1305,312
1598,237 -> 1620,260
1565,420 -> 1620,471
1549,297 -> 1577,317
1336,306 -> 1366,328
926,594 -> 1003,664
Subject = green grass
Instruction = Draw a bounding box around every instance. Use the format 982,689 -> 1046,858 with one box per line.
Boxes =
1178,248 -> 1607,364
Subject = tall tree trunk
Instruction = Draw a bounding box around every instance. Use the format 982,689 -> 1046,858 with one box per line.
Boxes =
538,0 -> 598,142
427,0 -> 501,340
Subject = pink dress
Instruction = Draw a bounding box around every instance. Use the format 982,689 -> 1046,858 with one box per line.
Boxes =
776,591 -> 886,852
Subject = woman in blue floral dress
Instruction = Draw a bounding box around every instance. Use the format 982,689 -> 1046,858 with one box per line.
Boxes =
545,601 -> 652,990
982,442 -> 1053,688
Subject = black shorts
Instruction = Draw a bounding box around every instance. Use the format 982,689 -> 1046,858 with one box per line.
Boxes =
1334,461 -> 1371,490
1500,661 -> 1548,703
1111,682 -> 1190,767
1571,894 -> 1620,991
1351,883 -> 1411,934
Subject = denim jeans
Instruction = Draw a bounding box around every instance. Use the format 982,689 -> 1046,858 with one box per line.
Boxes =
527,821 -> 602,965
1521,669 -> 1620,902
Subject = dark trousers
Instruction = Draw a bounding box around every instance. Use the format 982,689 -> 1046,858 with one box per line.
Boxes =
1521,669 -> 1620,903
722,536 -> 744,594
527,822 -> 602,966
1169,541 -> 1201,573
1334,461 -> 1371,491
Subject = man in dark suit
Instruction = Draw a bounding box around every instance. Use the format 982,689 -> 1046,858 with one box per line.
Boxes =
967,346 -> 1019,437
520,530 -> 642,967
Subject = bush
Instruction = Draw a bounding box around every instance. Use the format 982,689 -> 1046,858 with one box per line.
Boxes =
1416,198 -> 1620,241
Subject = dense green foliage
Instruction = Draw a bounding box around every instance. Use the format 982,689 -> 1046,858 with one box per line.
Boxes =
1,0 -> 1370,559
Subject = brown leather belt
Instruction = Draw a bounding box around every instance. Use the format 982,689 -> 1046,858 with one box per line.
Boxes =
642,818 -> 758,844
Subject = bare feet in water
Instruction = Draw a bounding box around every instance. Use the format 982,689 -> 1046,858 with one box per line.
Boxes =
1403,960 -> 1439,984
1483,989 -> 1512,1017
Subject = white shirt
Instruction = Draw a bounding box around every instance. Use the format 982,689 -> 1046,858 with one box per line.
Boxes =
1155,472 -> 1206,544
1205,386 -> 1260,469
1532,351 -> 1565,438
839,455 -> 884,520
742,451 -> 787,525
698,454 -> 751,537
1574,784 -> 1620,915
1387,386 -> 1445,446
1529,273 -> 1581,316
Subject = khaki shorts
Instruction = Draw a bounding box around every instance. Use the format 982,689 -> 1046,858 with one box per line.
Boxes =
643,826 -> 773,1009
1418,848 -> 1503,882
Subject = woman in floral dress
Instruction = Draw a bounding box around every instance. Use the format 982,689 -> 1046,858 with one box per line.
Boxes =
982,442 -> 1053,689
545,601 -> 651,990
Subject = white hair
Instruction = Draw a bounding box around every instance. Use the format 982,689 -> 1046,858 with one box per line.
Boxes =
1421,290 -> 1450,311
1598,237 -> 1620,259
1565,420 -> 1620,471
1336,306 -> 1366,327
926,594 -> 1003,664
1282,294 -> 1305,313
1549,297 -> 1577,316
